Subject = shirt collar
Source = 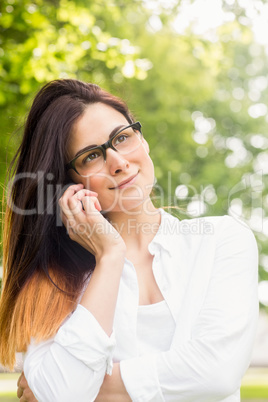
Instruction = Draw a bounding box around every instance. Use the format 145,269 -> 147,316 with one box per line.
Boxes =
148,208 -> 180,256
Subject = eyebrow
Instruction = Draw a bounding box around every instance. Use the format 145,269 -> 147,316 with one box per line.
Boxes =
73,124 -> 125,159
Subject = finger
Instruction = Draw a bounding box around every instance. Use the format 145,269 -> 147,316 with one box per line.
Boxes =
59,204 -> 78,221
60,189 -> 97,216
60,188 -> 98,205
93,197 -> 102,212
19,393 -> 28,402
23,387 -> 37,402
19,373 -> 28,389
59,195 -> 84,218
17,386 -> 23,398
17,372 -> 23,387
70,190 -> 99,213
58,208 -> 76,230
60,209 -> 82,238
58,183 -> 84,205
81,195 -> 102,214
67,196 -> 86,216
63,183 -> 84,196
74,191 -> 100,213
75,189 -> 98,200
60,184 -> 96,204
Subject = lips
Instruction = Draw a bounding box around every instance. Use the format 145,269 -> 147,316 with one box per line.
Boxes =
110,172 -> 139,189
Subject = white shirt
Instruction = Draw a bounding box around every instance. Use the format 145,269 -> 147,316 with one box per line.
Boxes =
136,301 -> 176,355
24,209 -> 259,402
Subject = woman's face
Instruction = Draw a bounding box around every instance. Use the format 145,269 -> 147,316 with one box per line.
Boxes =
67,102 -> 154,213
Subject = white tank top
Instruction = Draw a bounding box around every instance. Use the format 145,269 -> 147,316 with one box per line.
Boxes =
137,300 -> 176,355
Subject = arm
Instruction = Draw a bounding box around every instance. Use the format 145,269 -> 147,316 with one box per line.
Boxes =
23,184 -> 127,401
23,310 -> 114,402
17,372 -> 37,402
95,363 -> 131,402
18,362 -> 130,402
119,217 -> 259,401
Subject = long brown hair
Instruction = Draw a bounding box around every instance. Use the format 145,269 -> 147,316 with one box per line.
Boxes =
0,79 -> 134,369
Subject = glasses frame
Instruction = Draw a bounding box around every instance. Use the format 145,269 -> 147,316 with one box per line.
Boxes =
66,121 -> 142,176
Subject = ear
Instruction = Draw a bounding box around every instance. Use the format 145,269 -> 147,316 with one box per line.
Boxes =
142,137 -> 150,153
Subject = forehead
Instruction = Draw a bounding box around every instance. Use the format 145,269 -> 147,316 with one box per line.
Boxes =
68,102 -> 129,156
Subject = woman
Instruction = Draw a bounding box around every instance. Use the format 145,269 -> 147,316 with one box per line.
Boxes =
0,79 -> 259,401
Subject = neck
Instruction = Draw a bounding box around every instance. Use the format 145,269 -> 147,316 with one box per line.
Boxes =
105,198 -> 161,250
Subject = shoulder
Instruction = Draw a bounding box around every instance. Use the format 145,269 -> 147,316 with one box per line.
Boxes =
204,215 -> 258,250
161,210 -> 258,255
193,215 -> 259,269
163,209 -> 254,237
159,211 -> 258,295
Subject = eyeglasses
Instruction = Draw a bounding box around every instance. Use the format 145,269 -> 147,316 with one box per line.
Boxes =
66,121 -> 142,177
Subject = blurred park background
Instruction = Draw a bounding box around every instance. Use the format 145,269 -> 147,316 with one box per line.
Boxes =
0,0 -> 268,399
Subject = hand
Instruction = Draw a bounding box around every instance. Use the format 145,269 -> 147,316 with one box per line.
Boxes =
17,372 -> 37,402
95,363 -> 131,402
59,184 -> 126,260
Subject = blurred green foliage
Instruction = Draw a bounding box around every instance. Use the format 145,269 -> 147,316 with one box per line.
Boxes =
1,0 -> 268,308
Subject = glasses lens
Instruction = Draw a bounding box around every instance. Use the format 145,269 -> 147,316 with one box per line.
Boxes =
75,147 -> 104,176
112,125 -> 142,155
70,123 -> 142,177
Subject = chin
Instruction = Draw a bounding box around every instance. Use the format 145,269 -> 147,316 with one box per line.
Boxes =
100,176 -> 154,214
103,195 -> 150,215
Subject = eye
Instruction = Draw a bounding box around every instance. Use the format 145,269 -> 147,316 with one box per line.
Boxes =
82,149 -> 102,164
114,134 -> 128,145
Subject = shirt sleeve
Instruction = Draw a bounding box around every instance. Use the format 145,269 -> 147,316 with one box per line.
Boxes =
120,216 -> 259,402
23,304 -> 116,402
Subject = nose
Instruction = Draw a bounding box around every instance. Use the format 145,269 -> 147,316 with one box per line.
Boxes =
106,148 -> 129,175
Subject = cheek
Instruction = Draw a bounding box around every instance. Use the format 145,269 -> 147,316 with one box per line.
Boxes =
84,176 -> 114,209
143,152 -> 155,181
68,170 -> 82,184
83,176 -> 103,193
